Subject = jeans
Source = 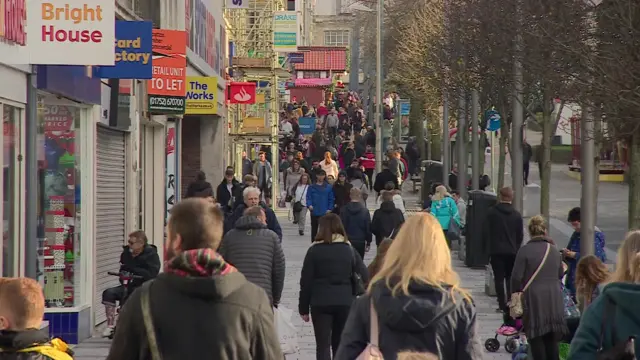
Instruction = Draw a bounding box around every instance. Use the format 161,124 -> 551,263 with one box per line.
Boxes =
102,285 -> 125,306
310,305 -> 351,360
524,162 -> 530,185
490,254 -> 516,311
294,207 -> 308,232
311,215 -> 321,242
364,169 -> 374,190
529,332 -> 560,360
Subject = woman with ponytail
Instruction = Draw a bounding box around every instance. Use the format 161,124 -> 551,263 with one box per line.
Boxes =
569,230 -> 640,359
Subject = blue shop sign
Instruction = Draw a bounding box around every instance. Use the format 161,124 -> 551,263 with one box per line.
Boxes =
37,66 -> 101,105
299,117 -> 316,135
93,21 -> 153,79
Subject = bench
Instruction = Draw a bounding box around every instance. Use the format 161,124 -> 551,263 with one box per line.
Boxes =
410,175 -> 421,193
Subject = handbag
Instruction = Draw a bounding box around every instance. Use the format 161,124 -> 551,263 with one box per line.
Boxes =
140,281 -> 162,360
596,296 -> 636,360
356,301 -> 383,359
563,285 -> 580,319
350,246 -> 366,296
447,198 -> 461,241
293,185 -> 307,213
509,243 -> 550,319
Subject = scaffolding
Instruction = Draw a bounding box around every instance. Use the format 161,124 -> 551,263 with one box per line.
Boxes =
225,0 -> 289,204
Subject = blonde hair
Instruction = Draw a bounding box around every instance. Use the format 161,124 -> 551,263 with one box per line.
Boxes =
0,277 -> 45,330
431,185 -> 449,202
367,213 -> 471,301
398,352 -> 439,360
611,230 -> 640,283
528,215 -> 547,237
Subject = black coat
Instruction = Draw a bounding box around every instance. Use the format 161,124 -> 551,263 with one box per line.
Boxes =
335,281 -> 483,360
482,202 -> 524,256
332,182 -> 353,210
226,203 -> 283,241
340,202 -> 372,244
299,240 -> 369,315
119,244 -> 161,292
371,201 -> 405,245
107,272 -> 283,360
373,169 -> 398,193
216,179 -> 240,212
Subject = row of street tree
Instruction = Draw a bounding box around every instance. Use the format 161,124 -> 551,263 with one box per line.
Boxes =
356,0 -> 640,230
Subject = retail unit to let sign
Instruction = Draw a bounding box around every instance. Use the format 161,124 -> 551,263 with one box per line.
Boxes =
26,0 -> 115,65
93,21 -> 153,79
273,11 -> 298,53
225,0 -> 249,9
227,82 -> 256,104
0,0 -> 26,45
148,29 -> 187,114
298,117 -> 316,135
185,76 -> 218,115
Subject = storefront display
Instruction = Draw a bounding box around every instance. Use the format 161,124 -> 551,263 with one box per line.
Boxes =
2,104 -> 19,276
37,102 -> 82,308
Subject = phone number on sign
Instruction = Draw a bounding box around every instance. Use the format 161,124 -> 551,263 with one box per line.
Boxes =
150,97 -> 185,107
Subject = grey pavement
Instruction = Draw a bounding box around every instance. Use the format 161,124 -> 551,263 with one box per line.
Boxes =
73,182 -> 512,359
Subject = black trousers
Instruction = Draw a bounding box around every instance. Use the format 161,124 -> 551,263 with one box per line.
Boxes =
523,162 -> 530,185
490,254 -> 516,311
529,332 -> 560,360
364,169 -> 374,190
351,241 -> 366,260
310,305 -> 351,360
311,215 -> 321,242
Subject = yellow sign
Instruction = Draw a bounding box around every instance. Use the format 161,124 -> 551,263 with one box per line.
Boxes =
185,76 -> 218,115
255,93 -> 265,104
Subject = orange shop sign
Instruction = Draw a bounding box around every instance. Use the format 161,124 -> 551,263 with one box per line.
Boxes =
25,0 -> 115,65
0,0 -> 26,45
148,29 -> 187,114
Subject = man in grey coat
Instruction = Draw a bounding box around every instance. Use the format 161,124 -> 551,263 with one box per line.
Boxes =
218,206 -> 286,307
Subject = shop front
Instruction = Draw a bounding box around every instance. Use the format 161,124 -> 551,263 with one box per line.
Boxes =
37,65 -> 101,344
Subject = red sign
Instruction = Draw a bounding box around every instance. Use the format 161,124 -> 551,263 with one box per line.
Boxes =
166,127 -> 175,155
0,0 -> 26,45
227,82 -> 256,104
43,106 -> 73,132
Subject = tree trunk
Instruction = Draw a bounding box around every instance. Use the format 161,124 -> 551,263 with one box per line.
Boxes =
497,102 -> 508,190
629,131 -> 640,229
593,107 -> 602,202
540,87 -> 556,224
429,108 -> 442,160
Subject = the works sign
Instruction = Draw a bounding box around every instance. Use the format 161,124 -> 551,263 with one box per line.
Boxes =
0,0 -> 26,45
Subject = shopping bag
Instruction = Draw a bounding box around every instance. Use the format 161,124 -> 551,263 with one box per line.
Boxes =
275,306 -> 299,355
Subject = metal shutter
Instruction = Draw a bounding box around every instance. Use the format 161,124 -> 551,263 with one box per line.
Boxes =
93,127 -> 126,325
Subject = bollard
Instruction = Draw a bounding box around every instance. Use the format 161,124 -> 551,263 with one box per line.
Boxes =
458,236 -> 466,261
485,265 -> 497,297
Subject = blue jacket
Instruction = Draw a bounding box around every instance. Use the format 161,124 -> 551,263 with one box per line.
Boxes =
430,196 -> 460,231
306,182 -> 335,217
564,228 -> 606,296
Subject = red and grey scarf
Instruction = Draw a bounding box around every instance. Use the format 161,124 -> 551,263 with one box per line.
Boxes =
165,248 -> 236,278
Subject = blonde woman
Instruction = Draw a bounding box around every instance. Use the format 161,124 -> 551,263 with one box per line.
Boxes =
335,213 -> 482,359
575,255 -> 610,313
429,185 -> 461,244
510,215 -> 566,360
569,230 -> 640,359
320,151 -> 339,179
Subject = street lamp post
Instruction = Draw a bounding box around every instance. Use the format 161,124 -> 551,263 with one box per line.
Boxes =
375,0 -> 383,173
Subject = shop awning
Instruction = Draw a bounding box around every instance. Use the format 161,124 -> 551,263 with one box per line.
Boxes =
292,78 -> 333,88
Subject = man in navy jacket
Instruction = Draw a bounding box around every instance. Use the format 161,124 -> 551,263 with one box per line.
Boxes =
225,186 -> 282,241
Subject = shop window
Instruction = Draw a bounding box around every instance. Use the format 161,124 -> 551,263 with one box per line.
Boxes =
37,102 -> 82,308
2,104 -> 19,276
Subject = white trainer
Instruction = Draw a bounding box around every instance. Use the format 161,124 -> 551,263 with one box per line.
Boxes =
102,326 -> 114,338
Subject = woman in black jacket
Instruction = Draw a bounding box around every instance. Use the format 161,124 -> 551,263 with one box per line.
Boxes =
371,191 -> 405,246
299,213 -> 369,360
332,171 -> 352,215
336,213 -> 483,359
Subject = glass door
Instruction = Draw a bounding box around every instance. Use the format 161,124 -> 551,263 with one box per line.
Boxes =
2,103 -> 22,276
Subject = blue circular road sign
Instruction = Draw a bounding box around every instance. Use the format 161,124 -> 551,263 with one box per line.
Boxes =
486,110 -> 501,132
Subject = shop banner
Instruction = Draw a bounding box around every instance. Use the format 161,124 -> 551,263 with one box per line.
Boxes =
0,0 -> 26,45
225,0 -> 249,9
273,11 -> 297,53
93,21 -> 153,79
26,0 -> 115,65
148,29 -> 187,114
185,0 -> 217,72
298,117 -> 316,135
185,77 -> 218,115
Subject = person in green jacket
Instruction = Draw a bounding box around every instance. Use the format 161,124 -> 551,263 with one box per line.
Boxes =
569,230 -> 640,359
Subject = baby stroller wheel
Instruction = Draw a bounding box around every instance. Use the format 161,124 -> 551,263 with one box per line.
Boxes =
484,338 -> 500,352
505,338 -> 519,353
